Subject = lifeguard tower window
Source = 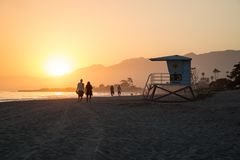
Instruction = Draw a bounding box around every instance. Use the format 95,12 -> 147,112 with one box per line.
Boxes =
170,74 -> 182,82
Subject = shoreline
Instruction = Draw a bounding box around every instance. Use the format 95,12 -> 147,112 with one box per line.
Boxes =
0,95 -> 142,103
0,91 -> 142,103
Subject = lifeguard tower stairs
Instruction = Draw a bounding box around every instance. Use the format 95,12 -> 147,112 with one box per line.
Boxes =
143,55 -> 195,102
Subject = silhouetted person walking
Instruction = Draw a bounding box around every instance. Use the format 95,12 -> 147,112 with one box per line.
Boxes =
117,85 -> 122,96
110,85 -> 114,96
86,81 -> 93,101
76,79 -> 84,101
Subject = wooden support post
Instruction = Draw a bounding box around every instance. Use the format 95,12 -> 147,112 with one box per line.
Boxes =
151,85 -> 157,100
149,85 -> 195,102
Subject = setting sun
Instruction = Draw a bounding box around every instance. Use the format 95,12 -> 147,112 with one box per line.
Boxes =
45,56 -> 72,76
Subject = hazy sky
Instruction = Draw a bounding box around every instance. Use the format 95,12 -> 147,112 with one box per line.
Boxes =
0,0 -> 240,77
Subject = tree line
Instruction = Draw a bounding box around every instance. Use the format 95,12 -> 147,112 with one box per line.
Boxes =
94,77 -> 142,93
191,61 -> 240,90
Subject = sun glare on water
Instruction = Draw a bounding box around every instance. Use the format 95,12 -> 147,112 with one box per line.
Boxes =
45,55 -> 72,76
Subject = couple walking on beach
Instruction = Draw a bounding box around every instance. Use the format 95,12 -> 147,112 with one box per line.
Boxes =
76,79 -> 93,102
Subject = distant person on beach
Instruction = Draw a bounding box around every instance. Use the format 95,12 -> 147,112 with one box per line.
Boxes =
110,85 -> 114,96
117,85 -> 122,96
86,81 -> 93,101
76,79 -> 84,101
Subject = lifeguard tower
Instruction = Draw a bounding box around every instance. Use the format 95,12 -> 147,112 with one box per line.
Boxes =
143,55 -> 195,102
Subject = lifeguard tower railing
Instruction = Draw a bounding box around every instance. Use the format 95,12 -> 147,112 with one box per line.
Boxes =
143,72 -> 195,101
143,73 -> 171,98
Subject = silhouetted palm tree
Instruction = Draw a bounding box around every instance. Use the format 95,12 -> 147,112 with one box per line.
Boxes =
191,67 -> 198,84
127,77 -> 133,86
201,72 -> 205,79
227,62 -> 240,87
226,71 -> 229,78
213,68 -> 220,80
210,76 -> 214,82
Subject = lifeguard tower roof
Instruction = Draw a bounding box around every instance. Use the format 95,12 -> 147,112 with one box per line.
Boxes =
149,55 -> 191,61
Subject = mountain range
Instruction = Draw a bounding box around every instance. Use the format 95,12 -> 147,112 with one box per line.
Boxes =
1,50 -> 240,91
63,50 -> 240,88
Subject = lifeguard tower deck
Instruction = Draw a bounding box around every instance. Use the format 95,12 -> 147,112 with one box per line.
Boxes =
143,55 -> 195,102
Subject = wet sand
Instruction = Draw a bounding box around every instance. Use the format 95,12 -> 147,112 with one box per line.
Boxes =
0,90 -> 240,160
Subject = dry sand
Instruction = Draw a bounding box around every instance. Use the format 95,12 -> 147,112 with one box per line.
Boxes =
0,90 -> 240,160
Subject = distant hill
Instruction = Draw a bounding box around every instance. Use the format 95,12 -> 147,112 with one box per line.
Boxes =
1,50 -> 239,91
186,50 -> 240,78
65,50 -> 240,88
62,57 -> 168,88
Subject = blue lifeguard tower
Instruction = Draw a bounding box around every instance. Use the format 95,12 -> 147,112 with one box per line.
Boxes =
143,55 -> 195,101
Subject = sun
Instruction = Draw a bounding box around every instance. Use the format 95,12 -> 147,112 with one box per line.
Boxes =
45,56 -> 72,76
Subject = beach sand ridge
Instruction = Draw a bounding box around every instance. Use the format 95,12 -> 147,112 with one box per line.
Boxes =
0,90 -> 240,159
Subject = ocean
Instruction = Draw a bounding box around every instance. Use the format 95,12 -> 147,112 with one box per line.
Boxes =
0,91 -> 140,102
0,91 -> 108,102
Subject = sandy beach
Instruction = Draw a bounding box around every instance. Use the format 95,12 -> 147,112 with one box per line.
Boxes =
0,90 -> 240,160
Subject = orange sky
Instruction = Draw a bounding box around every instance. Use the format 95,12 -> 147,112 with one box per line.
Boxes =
0,0 -> 240,77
